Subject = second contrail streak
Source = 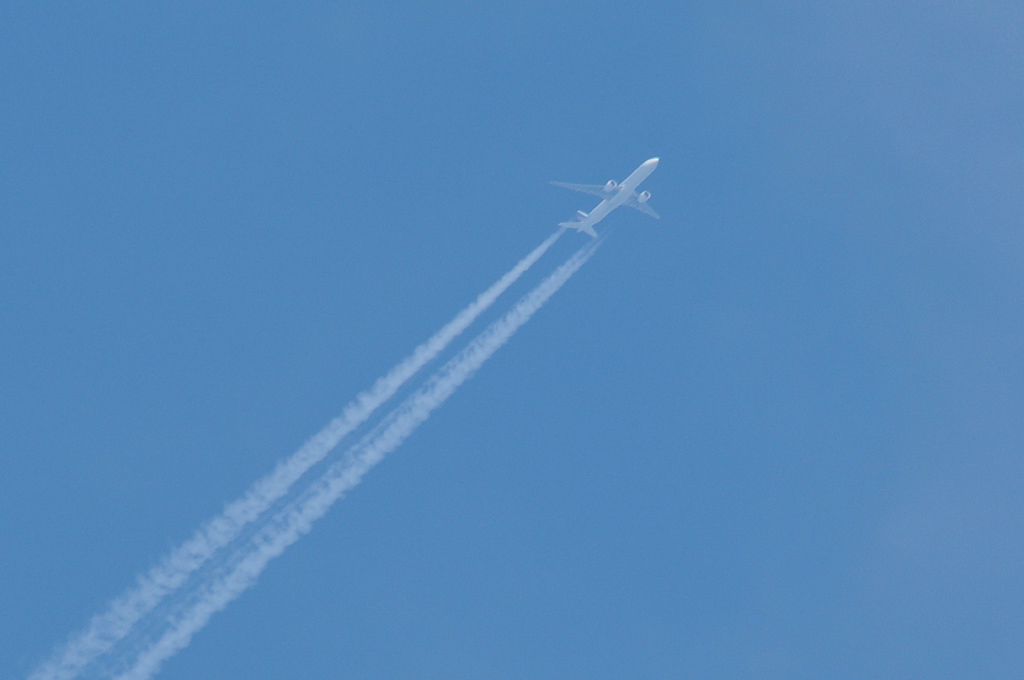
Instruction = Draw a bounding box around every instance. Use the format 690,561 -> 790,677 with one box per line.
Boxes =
114,239 -> 602,680
30,230 -> 563,680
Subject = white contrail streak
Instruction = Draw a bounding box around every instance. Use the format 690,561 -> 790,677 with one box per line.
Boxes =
30,230 -> 563,680
113,239 -> 601,680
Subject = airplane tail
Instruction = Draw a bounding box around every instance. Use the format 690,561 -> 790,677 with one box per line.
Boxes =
559,221 -> 598,238
559,210 -> 598,238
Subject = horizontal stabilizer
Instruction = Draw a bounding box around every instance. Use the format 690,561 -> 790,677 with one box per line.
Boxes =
559,220 -> 598,239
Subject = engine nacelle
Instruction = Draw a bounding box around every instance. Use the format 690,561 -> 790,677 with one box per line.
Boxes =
604,180 -> 618,192
637,190 -> 651,203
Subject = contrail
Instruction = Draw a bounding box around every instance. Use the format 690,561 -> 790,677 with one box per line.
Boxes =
113,239 -> 601,680
30,230 -> 563,680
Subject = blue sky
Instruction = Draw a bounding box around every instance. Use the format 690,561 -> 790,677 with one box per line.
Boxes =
3,2 -> 1024,678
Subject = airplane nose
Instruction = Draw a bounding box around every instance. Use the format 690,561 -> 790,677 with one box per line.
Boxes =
646,157 -> 659,167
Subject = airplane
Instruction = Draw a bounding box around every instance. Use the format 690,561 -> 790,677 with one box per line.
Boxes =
551,157 -> 660,238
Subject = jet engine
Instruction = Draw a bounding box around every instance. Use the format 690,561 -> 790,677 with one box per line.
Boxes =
637,190 -> 651,203
604,180 -> 618,192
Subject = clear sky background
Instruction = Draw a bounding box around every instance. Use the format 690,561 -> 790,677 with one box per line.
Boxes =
3,2 -> 1024,679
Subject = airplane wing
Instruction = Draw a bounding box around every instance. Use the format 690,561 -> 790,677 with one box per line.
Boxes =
623,194 -> 660,219
549,182 -> 609,199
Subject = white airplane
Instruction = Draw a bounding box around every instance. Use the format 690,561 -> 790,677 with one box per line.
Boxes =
551,157 -> 660,237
